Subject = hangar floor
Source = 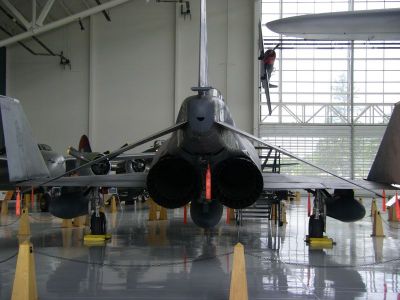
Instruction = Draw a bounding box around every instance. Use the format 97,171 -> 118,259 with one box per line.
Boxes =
0,197 -> 399,299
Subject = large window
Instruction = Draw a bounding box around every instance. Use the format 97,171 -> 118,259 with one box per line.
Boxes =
260,0 -> 400,179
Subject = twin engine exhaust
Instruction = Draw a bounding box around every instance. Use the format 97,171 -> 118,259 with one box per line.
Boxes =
147,155 -> 263,209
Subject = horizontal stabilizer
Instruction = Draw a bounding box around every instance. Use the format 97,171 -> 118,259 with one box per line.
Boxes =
367,103 -> 400,184
0,96 -> 49,181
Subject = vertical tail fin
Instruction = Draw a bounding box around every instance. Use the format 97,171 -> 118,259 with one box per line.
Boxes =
198,0 -> 208,88
78,134 -> 92,153
192,0 -> 212,93
0,96 -> 49,181
367,102 -> 400,184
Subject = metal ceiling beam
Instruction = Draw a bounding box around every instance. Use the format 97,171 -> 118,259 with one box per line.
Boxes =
37,0 -> 55,26
32,0 -> 36,25
1,0 -> 30,29
0,0 -> 132,48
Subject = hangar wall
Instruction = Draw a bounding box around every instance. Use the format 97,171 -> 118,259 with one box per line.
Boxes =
6,0 -> 254,154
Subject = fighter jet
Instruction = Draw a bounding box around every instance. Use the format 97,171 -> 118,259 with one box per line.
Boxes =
0,0 -> 397,237
266,8 -> 400,40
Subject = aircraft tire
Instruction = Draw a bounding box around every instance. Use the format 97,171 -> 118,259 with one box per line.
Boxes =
308,215 -> 324,238
90,212 -> 107,235
40,193 -> 50,212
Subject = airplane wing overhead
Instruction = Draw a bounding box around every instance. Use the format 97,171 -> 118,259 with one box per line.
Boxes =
266,8 -> 400,40
24,173 -> 147,188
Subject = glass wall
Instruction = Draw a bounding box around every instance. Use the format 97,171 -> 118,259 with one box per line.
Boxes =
260,0 -> 400,179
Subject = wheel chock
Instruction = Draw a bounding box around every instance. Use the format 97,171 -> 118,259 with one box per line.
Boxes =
370,198 -> 377,217
24,194 -> 30,210
1,191 -> 13,215
61,219 -> 73,228
18,208 -> 31,236
84,234 -> 112,243
388,205 -> 399,222
11,240 -> 38,300
305,236 -> 335,249
148,198 -> 157,221
295,191 -> 301,201
371,210 -> 385,237
110,196 -> 118,213
159,207 -> 168,220
229,243 -> 248,300
1,199 -> 8,215
73,216 -> 86,227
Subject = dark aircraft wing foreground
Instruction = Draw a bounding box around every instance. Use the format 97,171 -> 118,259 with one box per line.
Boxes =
0,0 -> 398,230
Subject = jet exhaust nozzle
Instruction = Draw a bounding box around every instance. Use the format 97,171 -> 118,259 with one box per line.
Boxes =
214,157 -> 263,209
147,156 -> 201,208
325,189 -> 366,222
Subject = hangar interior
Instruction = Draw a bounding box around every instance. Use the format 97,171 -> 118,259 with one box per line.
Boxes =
0,0 -> 400,299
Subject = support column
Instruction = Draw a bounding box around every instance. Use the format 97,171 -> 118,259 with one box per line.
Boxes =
0,47 -> 5,95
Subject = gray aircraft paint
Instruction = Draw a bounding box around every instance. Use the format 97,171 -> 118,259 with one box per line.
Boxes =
0,96 -> 49,181
266,8 -> 400,40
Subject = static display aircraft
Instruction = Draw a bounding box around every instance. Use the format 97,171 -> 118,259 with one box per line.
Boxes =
266,8 -> 400,40
0,0 -> 397,237
258,21 -> 279,115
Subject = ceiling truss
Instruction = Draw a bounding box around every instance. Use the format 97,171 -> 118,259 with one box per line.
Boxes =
0,0 -> 132,48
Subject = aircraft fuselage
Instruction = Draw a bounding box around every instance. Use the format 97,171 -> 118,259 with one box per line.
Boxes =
147,89 -> 264,210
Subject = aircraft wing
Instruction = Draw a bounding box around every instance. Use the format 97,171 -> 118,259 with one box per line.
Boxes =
266,8 -> 400,40
65,152 -> 156,162
262,173 -> 393,190
24,172 -> 147,188
112,153 -> 156,161
217,121 -> 396,196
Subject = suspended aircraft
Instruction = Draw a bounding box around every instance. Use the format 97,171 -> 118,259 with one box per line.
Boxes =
266,8 -> 400,40
0,0 -> 397,237
258,21 -> 279,115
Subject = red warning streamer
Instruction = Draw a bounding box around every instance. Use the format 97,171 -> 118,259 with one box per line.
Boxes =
183,205 -> 187,224
396,191 -> 400,221
16,188 -> 21,216
205,164 -> 211,201
382,190 -> 386,212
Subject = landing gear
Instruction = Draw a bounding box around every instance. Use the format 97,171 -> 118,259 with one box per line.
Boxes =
306,189 -> 334,248
40,193 -> 51,212
307,189 -> 326,238
308,214 -> 324,238
90,211 -> 107,235
89,189 -> 107,235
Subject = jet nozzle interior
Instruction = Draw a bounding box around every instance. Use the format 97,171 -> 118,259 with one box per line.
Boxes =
147,156 -> 201,209
214,157 -> 263,209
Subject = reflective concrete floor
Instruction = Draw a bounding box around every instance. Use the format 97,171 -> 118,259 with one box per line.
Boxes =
0,197 -> 400,299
